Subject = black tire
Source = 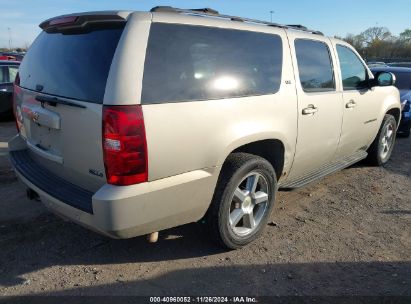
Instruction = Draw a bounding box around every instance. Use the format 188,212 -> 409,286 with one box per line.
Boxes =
206,153 -> 277,249
367,114 -> 397,166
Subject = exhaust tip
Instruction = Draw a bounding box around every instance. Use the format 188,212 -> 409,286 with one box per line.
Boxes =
147,231 -> 159,243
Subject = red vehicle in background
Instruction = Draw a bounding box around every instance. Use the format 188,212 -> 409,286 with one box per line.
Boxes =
0,53 -> 24,61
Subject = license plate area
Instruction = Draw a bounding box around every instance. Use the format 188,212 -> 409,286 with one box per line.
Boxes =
21,105 -> 63,160
29,123 -> 62,156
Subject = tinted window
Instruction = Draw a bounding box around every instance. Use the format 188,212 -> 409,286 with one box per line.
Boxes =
393,72 -> 411,90
18,25 -> 124,104
295,39 -> 335,92
0,66 -> 18,83
0,67 -> 6,83
8,66 -> 18,83
337,45 -> 368,90
142,23 -> 283,104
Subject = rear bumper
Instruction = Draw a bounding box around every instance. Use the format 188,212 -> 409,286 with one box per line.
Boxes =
9,135 -> 219,238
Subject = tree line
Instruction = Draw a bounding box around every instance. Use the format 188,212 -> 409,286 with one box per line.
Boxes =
0,47 -> 26,53
2,27 -> 411,62
337,27 -> 411,61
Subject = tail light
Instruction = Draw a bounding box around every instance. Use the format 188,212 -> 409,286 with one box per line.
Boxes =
102,105 -> 148,186
13,72 -> 22,132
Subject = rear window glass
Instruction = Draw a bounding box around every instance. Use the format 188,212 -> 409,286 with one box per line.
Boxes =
18,25 -> 124,104
142,23 -> 283,104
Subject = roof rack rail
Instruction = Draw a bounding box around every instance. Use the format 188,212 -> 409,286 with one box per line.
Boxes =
150,6 -> 324,36
287,24 -> 308,30
151,6 -> 219,15
286,24 -> 324,35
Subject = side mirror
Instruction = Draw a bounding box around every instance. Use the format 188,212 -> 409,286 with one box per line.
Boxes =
375,71 -> 396,87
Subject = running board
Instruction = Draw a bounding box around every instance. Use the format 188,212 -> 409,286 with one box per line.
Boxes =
279,151 -> 368,190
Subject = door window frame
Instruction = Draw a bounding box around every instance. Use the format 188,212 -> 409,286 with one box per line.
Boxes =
294,38 -> 337,94
336,44 -> 370,92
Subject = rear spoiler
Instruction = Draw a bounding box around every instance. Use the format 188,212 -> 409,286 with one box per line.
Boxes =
39,11 -> 131,33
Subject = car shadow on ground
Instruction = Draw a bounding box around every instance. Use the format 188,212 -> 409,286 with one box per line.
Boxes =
0,215 -> 226,287
13,261 -> 411,296
385,136 -> 411,179
347,136 -> 411,179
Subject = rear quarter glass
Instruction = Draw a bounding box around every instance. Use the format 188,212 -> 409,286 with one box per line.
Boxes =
141,23 -> 283,104
18,24 -> 124,104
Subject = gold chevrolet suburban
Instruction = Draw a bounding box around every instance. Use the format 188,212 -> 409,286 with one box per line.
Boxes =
9,7 -> 401,249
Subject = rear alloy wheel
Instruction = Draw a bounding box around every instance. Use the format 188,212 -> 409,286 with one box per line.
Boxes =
367,114 -> 397,166
207,153 -> 276,249
229,172 -> 269,237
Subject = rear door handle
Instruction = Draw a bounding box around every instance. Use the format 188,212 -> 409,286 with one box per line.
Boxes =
302,105 -> 318,115
346,100 -> 357,108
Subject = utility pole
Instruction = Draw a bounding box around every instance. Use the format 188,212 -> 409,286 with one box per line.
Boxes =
7,27 -> 12,51
270,11 -> 274,23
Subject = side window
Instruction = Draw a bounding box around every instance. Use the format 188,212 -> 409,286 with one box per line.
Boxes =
336,45 -> 368,90
142,23 -> 283,104
8,66 -> 19,83
295,39 -> 335,92
0,67 -> 6,83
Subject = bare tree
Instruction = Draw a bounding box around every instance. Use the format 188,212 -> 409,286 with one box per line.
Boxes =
342,27 -> 411,61
344,33 -> 366,50
399,29 -> 411,42
360,27 -> 392,45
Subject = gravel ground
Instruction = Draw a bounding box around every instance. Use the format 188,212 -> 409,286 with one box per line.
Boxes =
0,117 -> 410,296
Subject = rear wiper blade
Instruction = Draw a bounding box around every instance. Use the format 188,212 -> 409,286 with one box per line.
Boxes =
35,95 -> 86,109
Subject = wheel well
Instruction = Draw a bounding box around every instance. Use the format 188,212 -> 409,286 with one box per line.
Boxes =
386,108 -> 400,126
232,139 -> 285,179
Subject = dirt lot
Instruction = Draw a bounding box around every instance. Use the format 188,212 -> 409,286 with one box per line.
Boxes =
0,117 -> 410,297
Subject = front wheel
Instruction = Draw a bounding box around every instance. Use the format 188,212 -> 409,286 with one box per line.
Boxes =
367,114 -> 397,166
206,153 -> 277,249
